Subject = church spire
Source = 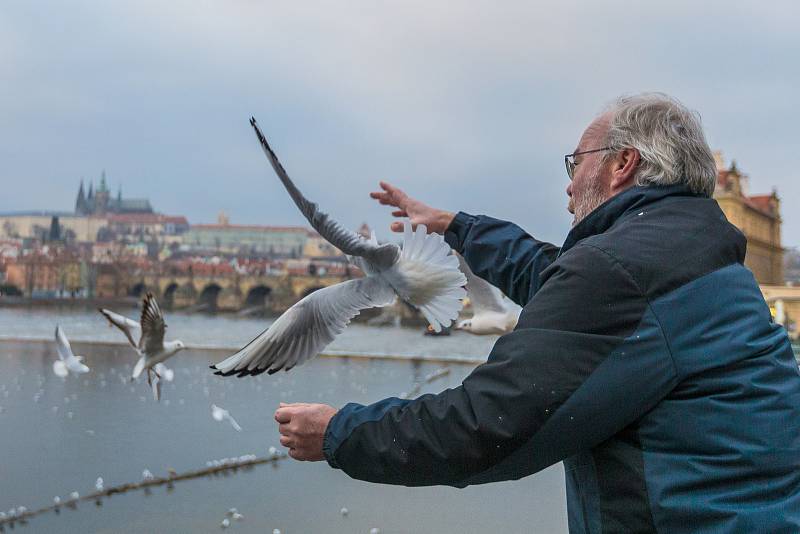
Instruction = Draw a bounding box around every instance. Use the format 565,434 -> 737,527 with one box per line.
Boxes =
99,169 -> 109,193
75,179 -> 87,214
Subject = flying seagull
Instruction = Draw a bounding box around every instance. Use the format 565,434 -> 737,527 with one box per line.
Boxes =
99,293 -> 185,398
211,118 -> 466,377
211,404 -> 243,432
454,254 -> 521,335
53,325 -> 90,377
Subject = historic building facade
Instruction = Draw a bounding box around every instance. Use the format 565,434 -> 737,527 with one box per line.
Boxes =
713,154 -> 783,285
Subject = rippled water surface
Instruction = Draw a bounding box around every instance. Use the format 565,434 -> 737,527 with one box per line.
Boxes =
0,307 -> 568,533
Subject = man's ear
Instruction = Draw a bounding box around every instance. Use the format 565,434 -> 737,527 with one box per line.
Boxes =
610,148 -> 640,192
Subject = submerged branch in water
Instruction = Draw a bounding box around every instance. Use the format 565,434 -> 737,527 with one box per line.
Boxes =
0,452 -> 288,528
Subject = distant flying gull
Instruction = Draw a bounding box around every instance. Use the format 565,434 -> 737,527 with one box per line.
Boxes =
53,326 -> 90,377
210,118 -> 466,376
454,254 -> 521,335
211,404 -> 242,432
98,293 -> 185,399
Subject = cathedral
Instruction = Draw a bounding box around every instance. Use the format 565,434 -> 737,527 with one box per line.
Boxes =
74,171 -> 153,216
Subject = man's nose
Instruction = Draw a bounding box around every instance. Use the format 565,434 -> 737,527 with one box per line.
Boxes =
566,181 -> 573,197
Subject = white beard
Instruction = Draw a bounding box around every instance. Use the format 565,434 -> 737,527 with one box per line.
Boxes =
572,161 -> 610,226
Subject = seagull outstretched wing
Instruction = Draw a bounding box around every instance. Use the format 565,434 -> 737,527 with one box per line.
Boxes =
213,276 -> 396,376
250,117 -> 399,270
139,293 -> 166,355
98,308 -> 141,348
456,254 -> 508,314
55,325 -> 74,362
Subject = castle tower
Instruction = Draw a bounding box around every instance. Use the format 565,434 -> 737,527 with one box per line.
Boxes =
95,170 -> 110,214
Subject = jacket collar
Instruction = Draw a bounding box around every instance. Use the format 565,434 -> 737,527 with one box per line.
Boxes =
559,184 -> 700,255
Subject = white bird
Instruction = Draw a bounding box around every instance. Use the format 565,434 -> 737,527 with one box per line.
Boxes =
211,404 -> 242,432
95,477 -> 104,492
211,118 -> 466,376
454,254 -> 521,335
99,294 -> 184,399
53,326 -> 90,377
142,469 -> 154,482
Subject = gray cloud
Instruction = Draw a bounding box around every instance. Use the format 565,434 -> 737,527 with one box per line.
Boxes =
1,0 -> 798,247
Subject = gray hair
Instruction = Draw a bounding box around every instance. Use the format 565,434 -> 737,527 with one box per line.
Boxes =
602,93 -> 717,197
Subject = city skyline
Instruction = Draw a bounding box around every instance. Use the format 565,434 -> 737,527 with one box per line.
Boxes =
2,2 -> 799,248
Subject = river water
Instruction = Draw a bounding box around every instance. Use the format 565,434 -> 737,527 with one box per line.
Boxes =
0,307 -> 568,533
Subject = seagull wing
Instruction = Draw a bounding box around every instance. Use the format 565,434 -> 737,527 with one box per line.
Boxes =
55,325 -> 74,361
98,308 -> 141,348
212,276 -> 396,376
225,412 -> 242,432
456,253 -> 508,314
249,117 -> 399,270
138,293 -> 166,355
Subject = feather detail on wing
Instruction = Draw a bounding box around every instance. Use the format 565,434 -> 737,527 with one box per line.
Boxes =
138,293 -> 166,355
98,308 -> 141,348
249,117 -> 399,270
212,276 -> 396,377
55,325 -> 73,361
455,253 -> 508,314
390,223 -> 467,332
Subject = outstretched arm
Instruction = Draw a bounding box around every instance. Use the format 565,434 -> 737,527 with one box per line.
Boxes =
370,181 -> 558,305
313,244 -> 677,487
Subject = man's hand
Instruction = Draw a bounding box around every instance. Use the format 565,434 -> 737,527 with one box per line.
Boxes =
370,181 -> 455,234
274,402 -> 338,461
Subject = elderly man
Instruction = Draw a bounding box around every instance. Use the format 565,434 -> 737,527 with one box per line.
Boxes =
275,93 -> 800,532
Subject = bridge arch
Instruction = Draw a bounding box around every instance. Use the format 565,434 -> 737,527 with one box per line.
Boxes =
198,283 -> 222,312
162,282 -> 179,308
245,285 -> 272,308
128,282 -> 148,298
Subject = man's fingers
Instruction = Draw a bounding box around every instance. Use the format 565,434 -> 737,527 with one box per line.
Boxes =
280,434 -> 293,447
390,221 -> 406,233
288,448 -> 303,460
380,180 -> 400,194
392,210 -> 407,217
274,408 -> 292,423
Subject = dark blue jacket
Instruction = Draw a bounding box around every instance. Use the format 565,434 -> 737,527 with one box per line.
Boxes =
323,184 -> 800,533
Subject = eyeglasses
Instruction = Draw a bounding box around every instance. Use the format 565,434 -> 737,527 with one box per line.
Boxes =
564,147 -> 612,180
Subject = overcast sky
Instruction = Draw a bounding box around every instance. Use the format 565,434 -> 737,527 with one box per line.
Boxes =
2,1 -> 798,247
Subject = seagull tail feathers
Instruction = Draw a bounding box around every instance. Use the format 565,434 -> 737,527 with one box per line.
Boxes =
398,223 -> 467,332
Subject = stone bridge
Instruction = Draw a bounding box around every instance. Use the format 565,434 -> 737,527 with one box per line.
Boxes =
127,272 -> 350,313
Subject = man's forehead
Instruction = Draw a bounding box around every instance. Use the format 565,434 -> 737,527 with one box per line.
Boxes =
577,113 -> 611,150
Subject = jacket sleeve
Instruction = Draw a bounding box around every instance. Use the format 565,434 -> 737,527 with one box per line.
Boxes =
322,243 -> 679,487
443,212 -> 559,305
